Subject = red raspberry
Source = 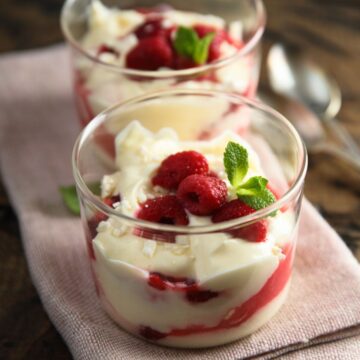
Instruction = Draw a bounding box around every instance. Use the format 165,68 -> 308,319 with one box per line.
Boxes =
137,195 -> 189,225
177,175 -> 227,216
126,36 -> 173,70
212,199 -> 255,220
212,199 -> 268,242
134,17 -> 174,40
234,221 -> 267,243
173,55 -> 197,69
152,151 -> 209,190
193,24 -> 217,38
208,32 -> 225,61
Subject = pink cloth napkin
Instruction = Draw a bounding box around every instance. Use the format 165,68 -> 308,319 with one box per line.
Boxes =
0,45 -> 360,359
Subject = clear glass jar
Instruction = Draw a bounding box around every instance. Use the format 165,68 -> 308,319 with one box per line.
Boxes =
61,0 -> 266,127
72,89 -> 307,348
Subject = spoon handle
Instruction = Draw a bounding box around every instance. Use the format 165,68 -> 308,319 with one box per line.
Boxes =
325,117 -> 360,157
316,142 -> 360,171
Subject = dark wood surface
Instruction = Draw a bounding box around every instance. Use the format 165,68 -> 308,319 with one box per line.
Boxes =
0,0 -> 359,359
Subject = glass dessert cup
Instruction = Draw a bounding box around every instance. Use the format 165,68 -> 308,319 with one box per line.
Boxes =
61,0 -> 266,127
72,89 -> 307,348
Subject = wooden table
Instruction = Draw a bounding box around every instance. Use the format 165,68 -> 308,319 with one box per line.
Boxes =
0,0 -> 359,358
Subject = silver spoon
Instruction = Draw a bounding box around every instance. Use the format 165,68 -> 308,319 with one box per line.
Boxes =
266,43 -> 360,159
258,90 -> 360,170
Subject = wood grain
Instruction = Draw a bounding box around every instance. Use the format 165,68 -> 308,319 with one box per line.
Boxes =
0,0 -> 359,358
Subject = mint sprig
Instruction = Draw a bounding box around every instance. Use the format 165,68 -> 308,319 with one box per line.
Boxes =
240,188 -> 276,211
224,142 -> 276,210
193,33 -> 214,64
224,141 -> 248,185
173,26 -> 215,65
59,185 -> 80,215
59,182 -> 101,216
236,176 -> 268,197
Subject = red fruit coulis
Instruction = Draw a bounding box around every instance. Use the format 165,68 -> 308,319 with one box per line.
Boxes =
74,72 -> 116,158
74,71 -> 94,127
140,244 -> 293,340
148,272 -> 219,303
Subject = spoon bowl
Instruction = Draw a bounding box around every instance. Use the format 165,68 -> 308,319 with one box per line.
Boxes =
266,42 -> 360,162
259,90 -> 360,170
267,43 -> 341,118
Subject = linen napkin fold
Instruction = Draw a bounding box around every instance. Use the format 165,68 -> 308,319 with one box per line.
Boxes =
0,45 -> 359,360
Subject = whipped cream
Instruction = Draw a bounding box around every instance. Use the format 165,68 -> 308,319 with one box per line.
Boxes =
82,0 -> 233,64
88,122 -> 295,346
102,121 -> 262,217
73,1 -> 257,121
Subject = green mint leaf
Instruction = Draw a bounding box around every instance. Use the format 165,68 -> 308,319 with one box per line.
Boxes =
174,26 -> 198,58
59,185 -> 80,215
239,188 -> 276,211
223,141 -> 276,214
59,181 -> 101,216
224,141 -> 249,187
193,33 -> 215,64
236,176 -> 268,196
88,181 -> 101,196
173,26 -> 214,65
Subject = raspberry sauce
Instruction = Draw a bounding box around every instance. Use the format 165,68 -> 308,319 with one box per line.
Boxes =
140,244 -> 293,340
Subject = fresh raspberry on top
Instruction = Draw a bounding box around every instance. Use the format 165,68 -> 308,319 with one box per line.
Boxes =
208,31 -> 226,61
137,195 -> 189,225
134,17 -> 174,40
152,151 -> 209,190
212,199 -> 255,220
126,36 -> 173,70
193,24 -> 216,38
177,174 -> 227,216
212,199 -> 268,242
173,55 -> 197,70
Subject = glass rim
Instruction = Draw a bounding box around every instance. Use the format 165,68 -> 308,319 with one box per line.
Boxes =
72,89 -> 308,234
60,0 -> 266,78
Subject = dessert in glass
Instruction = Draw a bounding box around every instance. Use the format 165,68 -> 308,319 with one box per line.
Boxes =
61,0 -> 266,127
72,89 -> 307,348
